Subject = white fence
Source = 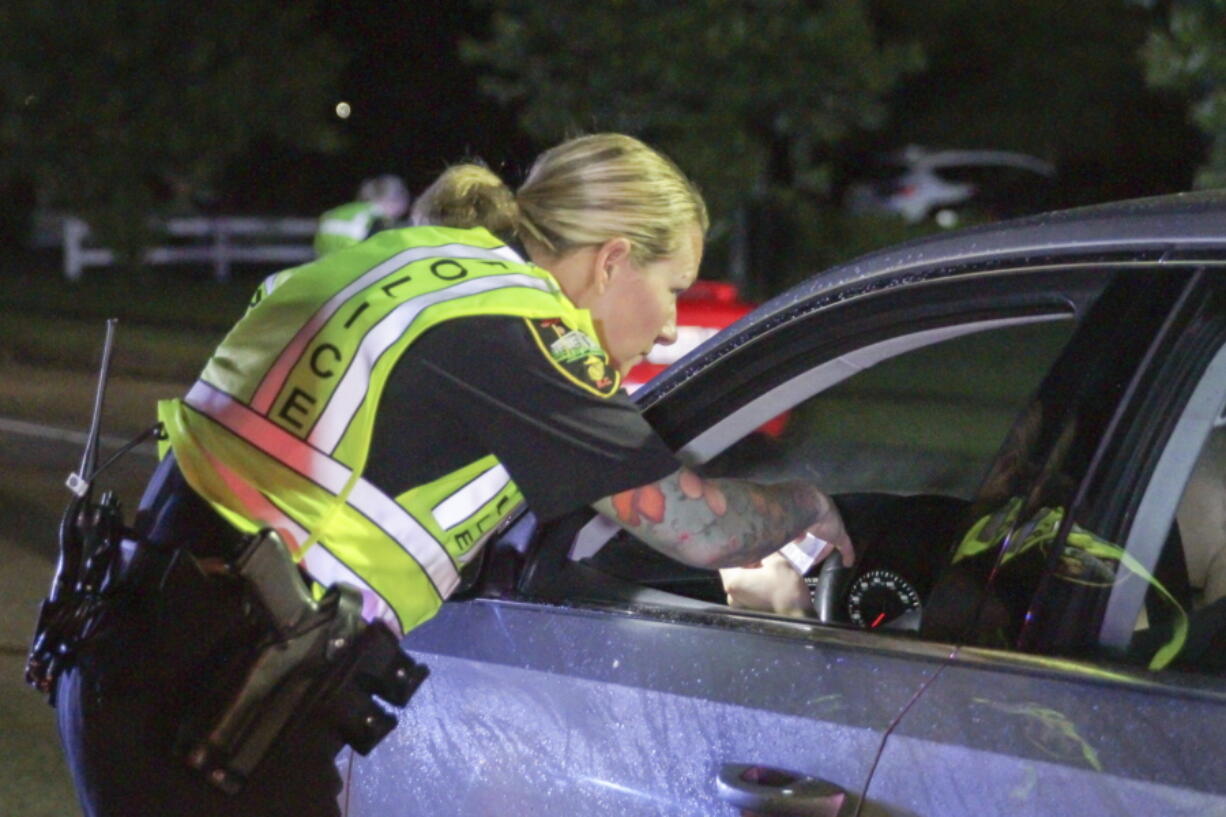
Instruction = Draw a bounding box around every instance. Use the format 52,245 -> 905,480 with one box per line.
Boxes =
62,215 -> 318,282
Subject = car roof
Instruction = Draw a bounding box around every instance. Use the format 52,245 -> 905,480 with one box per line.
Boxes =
759,190 -> 1226,319
637,190 -> 1226,403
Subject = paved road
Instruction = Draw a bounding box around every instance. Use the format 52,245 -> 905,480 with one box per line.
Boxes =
1,422 -> 157,816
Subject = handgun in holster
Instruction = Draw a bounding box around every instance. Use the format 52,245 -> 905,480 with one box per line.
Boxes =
177,528 -> 429,795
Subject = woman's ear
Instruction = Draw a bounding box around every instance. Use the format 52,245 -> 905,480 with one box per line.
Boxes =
593,237 -> 633,293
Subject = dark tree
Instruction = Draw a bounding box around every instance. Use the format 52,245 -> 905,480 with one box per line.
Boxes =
0,1 -> 344,262
462,0 -> 921,218
1138,0 -> 1226,188
461,0 -> 922,292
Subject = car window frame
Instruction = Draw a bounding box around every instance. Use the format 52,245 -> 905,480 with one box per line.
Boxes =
458,262 -> 1226,704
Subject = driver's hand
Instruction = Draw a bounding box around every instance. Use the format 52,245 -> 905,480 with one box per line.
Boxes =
720,552 -> 816,618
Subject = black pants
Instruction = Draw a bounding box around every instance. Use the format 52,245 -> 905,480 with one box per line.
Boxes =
56,457 -> 347,817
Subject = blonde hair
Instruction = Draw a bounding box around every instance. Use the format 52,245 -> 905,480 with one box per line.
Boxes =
412,133 -> 708,265
410,163 -> 518,238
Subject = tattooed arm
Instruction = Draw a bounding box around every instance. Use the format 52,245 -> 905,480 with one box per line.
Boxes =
592,466 -> 853,569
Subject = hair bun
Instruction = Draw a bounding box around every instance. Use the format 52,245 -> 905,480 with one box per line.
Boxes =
411,163 -> 518,238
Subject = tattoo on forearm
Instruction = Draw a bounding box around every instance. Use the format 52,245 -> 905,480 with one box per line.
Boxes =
596,467 -> 829,569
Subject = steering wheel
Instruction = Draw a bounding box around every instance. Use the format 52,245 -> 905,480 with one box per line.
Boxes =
811,553 -> 854,624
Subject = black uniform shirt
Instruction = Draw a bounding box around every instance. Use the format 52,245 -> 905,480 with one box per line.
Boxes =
364,315 -> 681,521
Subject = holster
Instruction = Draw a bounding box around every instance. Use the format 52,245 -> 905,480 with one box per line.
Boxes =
176,528 -> 429,795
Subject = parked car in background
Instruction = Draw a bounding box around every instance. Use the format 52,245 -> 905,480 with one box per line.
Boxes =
341,192 -> 1226,816
846,145 -> 1057,227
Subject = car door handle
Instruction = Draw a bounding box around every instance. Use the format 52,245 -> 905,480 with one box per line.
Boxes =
716,763 -> 848,816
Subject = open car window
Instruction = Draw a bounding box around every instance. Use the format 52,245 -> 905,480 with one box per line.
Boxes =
507,266 -> 1226,671
694,317 -> 1072,496
577,316 -> 1076,610
553,265 -> 1120,631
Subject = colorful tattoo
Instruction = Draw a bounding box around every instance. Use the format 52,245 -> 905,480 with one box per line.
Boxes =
611,483 -> 667,526
599,467 -> 828,569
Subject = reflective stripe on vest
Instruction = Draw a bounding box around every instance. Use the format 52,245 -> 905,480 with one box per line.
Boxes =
311,271 -> 548,451
432,463 -> 512,530
300,543 -> 401,625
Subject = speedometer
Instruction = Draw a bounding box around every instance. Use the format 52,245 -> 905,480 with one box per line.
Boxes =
847,569 -> 921,630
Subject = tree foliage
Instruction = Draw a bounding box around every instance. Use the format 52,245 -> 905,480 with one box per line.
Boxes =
462,0 -> 922,218
1138,0 -> 1226,188
0,1 -> 344,262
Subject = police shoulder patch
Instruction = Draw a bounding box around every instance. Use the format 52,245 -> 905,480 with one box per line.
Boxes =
524,317 -> 620,397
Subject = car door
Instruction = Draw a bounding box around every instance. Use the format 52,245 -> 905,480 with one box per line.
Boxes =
863,265 -> 1226,816
342,262 -> 1111,817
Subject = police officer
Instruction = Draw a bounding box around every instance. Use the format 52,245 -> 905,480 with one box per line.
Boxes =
313,173 -> 410,256
56,133 -> 853,817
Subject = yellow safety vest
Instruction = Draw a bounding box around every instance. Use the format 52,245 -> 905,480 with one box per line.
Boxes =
158,225 -> 615,635
314,201 -> 378,256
